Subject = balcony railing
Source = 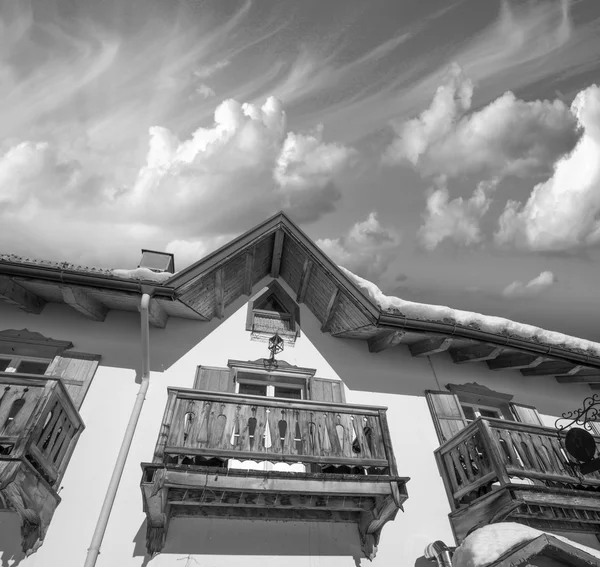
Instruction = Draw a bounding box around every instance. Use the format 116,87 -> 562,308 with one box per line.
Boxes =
435,417 -> 600,541
141,388 -> 409,559
0,372 -> 84,553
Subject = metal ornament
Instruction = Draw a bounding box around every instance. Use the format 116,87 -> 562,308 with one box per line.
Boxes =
555,394 -> 600,476
263,333 -> 284,371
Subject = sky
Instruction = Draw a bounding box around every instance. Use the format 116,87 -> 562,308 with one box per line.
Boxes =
2,0 -> 600,342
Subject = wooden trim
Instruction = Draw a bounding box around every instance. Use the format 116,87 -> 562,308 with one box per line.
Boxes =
296,258 -> 313,303
243,248 -> 255,296
163,446 -> 390,468
167,387 -> 388,413
487,354 -> 547,371
409,337 -> 452,357
60,286 -> 108,321
214,268 -> 225,319
368,331 -> 405,353
270,229 -> 285,278
556,375 -> 600,383
0,276 -> 46,314
321,288 -> 341,333
446,382 -> 514,403
449,344 -> 504,364
228,359 -> 316,377
521,361 -> 590,376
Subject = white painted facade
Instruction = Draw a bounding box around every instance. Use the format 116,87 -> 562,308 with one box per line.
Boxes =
0,276 -> 598,567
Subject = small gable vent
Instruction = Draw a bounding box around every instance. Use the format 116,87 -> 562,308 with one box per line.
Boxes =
138,250 -> 175,274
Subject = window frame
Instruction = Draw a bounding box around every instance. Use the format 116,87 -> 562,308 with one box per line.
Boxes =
0,354 -> 52,375
234,370 -> 306,400
460,401 -> 504,423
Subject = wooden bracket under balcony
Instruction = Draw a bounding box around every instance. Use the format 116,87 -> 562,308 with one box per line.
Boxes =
141,465 -> 408,559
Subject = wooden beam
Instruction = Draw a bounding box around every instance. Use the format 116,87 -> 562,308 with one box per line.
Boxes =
409,337 -> 452,357
270,229 -> 284,278
243,248 -> 255,296
60,286 -> 108,321
321,288 -> 341,333
521,361 -> 588,377
296,258 -> 313,303
0,276 -> 45,314
487,353 -> 546,371
214,268 -> 225,319
556,375 -> 600,384
449,344 -> 504,364
147,299 -> 168,329
368,331 -> 405,354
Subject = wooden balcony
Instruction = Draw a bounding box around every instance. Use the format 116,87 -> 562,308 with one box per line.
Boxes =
141,388 -> 409,559
435,417 -> 600,542
0,372 -> 84,554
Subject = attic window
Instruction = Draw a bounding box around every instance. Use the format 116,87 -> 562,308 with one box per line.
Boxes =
246,281 -> 300,345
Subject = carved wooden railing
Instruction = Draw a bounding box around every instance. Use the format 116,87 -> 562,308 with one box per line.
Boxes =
0,372 -> 84,553
154,388 -> 396,473
435,417 -> 600,511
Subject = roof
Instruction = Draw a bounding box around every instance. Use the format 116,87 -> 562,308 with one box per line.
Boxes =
2,212 -> 600,385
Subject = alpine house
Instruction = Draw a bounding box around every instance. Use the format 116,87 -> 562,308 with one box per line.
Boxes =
0,211 -> 599,567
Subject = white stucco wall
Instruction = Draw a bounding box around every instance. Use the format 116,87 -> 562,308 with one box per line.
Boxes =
0,277 -> 598,567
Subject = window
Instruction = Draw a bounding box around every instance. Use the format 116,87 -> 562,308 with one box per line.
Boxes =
460,402 -> 503,423
236,375 -> 305,400
246,281 -> 300,344
0,355 -> 51,375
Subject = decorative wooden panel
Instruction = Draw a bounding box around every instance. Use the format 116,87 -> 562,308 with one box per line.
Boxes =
279,235 -> 304,292
193,366 -> 234,392
46,352 -> 100,409
328,291 -> 374,335
510,403 -> 544,426
302,263 -> 336,325
426,390 -> 468,444
309,377 -> 346,403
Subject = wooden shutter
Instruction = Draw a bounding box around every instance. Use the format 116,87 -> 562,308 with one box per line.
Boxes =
194,366 -> 234,392
510,403 -> 544,426
308,377 -> 345,403
46,352 -> 100,410
426,390 -> 468,444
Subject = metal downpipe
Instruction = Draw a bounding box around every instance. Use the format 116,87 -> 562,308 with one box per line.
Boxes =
424,540 -> 453,567
83,293 -> 151,567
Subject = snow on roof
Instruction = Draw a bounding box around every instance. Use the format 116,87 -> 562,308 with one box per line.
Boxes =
452,523 -> 600,567
111,267 -> 174,283
341,267 -> 600,358
0,254 -> 115,277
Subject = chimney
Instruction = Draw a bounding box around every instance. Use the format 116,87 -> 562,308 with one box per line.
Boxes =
138,249 -> 175,274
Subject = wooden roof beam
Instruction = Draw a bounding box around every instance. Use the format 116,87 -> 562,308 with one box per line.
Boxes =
321,288 -> 341,333
409,337 -> 452,357
556,375 -> 600,384
521,362 -> 589,377
368,331 -> 405,354
61,286 -> 108,322
449,344 -> 504,364
0,276 -> 46,314
243,248 -> 255,296
296,258 -> 313,303
270,229 -> 284,278
214,268 -> 225,319
487,353 -> 547,371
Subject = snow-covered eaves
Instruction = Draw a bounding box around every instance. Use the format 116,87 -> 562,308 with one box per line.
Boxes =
452,523 -> 600,567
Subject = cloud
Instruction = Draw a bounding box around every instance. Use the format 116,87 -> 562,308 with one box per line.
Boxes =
502,271 -> 556,298
316,212 -> 401,281
384,63 -> 581,179
418,179 -> 498,250
494,84 -> 600,252
165,235 -> 231,270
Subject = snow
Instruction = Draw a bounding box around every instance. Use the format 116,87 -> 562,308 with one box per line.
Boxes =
340,266 -> 600,358
111,267 -> 174,283
452,523 -> 600,567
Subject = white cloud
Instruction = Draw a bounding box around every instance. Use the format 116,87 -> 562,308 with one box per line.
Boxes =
418,179 -> 498,250
495,84 -> 600,251
165,235 -> 231,270
502,271 -> 556,298
195,84 -> 215,99
316,212 -> 401,281
385,63 -> 581,179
